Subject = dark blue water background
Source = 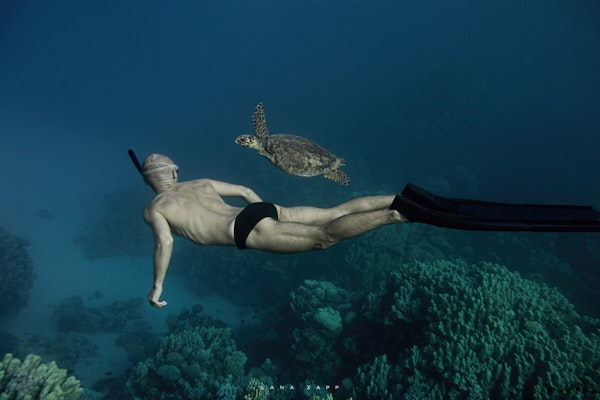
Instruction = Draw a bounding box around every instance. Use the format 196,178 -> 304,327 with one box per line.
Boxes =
1,0 -> 599,392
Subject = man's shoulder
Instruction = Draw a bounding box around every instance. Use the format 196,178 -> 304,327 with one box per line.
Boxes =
144,193 -> 181,222
145,192 -> 176,210
179,178 -> 213,187
175,179 -> 219,194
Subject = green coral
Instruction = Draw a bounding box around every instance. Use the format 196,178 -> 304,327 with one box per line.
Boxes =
289,280 -> 350,378
290,280 -> 350,319
355,354 -> 401,400
0,353 -> 83,400
243,378 -> 269,400
355,259 -> 600,399
313,307 -> 342,334
128,324 -> 247,400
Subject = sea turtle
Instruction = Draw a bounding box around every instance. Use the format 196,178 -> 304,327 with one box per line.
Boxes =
234,102 -> 350,185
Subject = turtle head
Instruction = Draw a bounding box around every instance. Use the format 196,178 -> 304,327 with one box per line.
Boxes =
235,135 -> 263,150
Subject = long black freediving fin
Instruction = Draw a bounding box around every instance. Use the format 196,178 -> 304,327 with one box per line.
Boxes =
391,183 -> 600,232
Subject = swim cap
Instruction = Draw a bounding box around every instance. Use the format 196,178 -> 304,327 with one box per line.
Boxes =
142,154 -> 178,192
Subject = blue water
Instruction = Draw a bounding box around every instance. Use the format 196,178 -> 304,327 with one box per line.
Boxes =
1,1 -> 599,399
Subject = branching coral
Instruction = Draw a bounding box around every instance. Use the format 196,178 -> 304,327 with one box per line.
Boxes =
0,353 -> 83,400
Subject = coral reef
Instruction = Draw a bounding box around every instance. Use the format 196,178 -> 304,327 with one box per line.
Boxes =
115,329 -> 160,365
341,211 -> 465,293
19,295 -> 152,371
127,322 -> 248,400
288,280 -> 351,379
78,389 -> 106,400
54,296 -> 144,333
0,227 -> 35,313
474,231 -> 600,316
0,353 -> 83,400
290,280 -> 351,322
165,304 -> 222,334
355,354 -> 399,400
353,259 -> 600,399
27,332 -> 98,370
181,243 -> 304,306
243,378 -> 270,400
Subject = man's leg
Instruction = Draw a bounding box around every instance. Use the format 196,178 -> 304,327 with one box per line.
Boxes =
246,207 -> 406,253
323,208 -> 407,243
278,195 -> 396,225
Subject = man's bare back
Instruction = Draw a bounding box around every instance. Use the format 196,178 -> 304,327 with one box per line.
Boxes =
139,153 -> 405,308
145,179 -> 259,247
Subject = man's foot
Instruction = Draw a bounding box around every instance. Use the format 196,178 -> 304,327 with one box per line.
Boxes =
389,194 -> 403,211
389,194 -> 412,222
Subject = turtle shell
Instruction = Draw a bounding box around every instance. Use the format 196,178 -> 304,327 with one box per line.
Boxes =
263,134 -> 344,177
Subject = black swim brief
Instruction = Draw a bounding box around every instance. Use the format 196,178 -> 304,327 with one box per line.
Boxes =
234,202 -> 278,249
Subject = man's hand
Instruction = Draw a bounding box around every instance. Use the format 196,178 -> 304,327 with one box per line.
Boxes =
148,286 -> 167,308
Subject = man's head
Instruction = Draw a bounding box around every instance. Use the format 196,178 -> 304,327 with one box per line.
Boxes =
142,154 -> 179,193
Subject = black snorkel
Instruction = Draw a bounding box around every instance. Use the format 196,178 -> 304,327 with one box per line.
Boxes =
128,149 -> 144,176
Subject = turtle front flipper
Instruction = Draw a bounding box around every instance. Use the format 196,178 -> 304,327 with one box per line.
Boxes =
253,102 -> 269,139
323,170 -> 350,186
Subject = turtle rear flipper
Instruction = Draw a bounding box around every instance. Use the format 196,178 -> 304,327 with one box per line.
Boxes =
323,169 -> 350,186
253,102 -> 269,139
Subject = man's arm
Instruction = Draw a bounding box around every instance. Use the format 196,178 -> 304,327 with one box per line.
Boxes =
144,207 -> 174,308
207,179 -> 263,203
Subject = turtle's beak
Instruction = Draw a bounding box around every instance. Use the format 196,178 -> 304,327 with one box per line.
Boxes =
234,135 -> 250,147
